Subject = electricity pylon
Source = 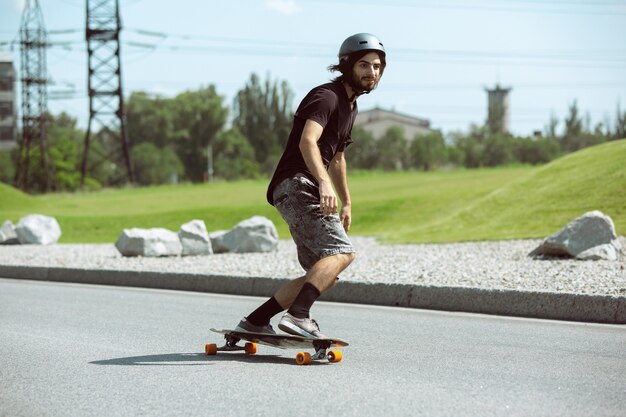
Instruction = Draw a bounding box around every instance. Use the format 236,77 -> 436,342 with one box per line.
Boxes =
81,0 -> 133,186
14,0 -> 55,192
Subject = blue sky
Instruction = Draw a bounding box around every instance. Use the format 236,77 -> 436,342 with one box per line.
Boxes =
1,0 -> 625,137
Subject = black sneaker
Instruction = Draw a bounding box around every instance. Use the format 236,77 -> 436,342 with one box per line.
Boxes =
278,312 -> 327,339
234,318 -> 276,335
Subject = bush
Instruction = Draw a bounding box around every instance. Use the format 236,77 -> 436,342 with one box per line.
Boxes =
513,137 -> 561,165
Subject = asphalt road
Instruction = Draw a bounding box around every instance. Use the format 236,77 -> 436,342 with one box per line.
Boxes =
1,278 -> 625,417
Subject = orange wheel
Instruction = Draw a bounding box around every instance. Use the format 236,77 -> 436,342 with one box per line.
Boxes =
328,350 -> 342,363
295,352 -> 312,365
205,343 -> 218,356
244,342 -> 257,355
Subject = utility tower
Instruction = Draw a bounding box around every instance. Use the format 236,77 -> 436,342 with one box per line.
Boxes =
14,0 -> 54,192
81,0 -> 133,185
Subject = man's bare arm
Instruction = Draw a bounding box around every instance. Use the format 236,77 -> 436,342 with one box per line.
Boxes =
299,119 -> 337,216
328,151 -> 352,231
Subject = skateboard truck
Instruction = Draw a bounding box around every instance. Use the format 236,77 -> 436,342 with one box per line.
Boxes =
295,341 -> 342,365
206,334 -> 257,355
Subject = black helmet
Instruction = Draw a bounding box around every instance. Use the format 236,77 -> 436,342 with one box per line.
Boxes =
338,33 -> 386,64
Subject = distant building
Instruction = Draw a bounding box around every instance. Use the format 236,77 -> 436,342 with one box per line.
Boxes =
354,107 -> 435,140
0,52 -> 17,151
485,84 -> 512,135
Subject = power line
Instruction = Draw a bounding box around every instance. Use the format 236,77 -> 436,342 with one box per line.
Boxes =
117,40 -> 626,69
6,26 -> 626,67
302,0 -> 626,15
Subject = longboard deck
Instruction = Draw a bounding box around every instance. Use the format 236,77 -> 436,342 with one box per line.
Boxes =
210,328 -> 349,350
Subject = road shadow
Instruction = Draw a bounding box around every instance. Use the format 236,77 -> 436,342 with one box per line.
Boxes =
89,352 -> 330,366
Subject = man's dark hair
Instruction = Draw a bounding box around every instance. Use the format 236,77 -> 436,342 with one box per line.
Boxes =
327,50 -> 386,83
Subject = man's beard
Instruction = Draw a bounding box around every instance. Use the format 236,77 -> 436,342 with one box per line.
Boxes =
349,72 -> 378,94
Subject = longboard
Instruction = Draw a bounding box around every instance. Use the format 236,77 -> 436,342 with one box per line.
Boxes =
205,328 -> 349,365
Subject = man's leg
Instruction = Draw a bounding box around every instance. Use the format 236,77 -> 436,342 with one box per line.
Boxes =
278,252 -> 355,338
273,250 -> 351,309
241,176 -> 355,336
242,276 -> 306,329
287,252 -> 355,318
242,252 -> 353,332
273,276 -> 306,308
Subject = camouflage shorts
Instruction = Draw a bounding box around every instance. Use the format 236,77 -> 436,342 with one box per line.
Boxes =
272,176 -> 355,271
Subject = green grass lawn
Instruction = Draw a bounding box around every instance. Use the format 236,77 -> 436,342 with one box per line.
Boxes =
1,139 -> 624,243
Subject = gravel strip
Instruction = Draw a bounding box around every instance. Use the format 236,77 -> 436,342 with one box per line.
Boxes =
1,237 -> 624,297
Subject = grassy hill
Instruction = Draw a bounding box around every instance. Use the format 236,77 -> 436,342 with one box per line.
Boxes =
0,140 -> 623,243
0,182 -> 35,212
392,139 -> 625,242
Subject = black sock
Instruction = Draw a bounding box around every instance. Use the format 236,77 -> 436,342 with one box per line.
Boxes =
287,283 -> 321,319
246,297 -> 284,326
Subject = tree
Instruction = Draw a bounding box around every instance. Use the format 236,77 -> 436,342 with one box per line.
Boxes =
171,86 -> 229,182
0,150 -> 15,184
513,137 -> 560,165
17,112 -> 108,191
544,112 -> 559,138
46,112 -> 83,190
233,73 -> 294,174
126,92 -> 176,149
560,100 -> 607,152
483,134 -> 514,167
377,126 -> 408,170
409,131 -> 447,171
348,127 -> 379,169
564,100 -> 583,139
615,103 -> 626,140
131,143 -> 184,185
125,87 -> 229,182
212,128 -> 261,180
445,131 -> 466,167
452,125 -> 485,168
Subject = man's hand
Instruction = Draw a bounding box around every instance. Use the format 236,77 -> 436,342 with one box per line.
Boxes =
340,204 -> 352,232
319,179 -> 338,216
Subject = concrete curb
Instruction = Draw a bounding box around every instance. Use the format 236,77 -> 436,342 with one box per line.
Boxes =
1,265 -> 624,324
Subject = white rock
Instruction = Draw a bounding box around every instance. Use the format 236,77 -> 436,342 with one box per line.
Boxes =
218,216 -> 279,253
208,230 -> 229,254
0,220 -> 19,245
179,220 -> 213,256
576,243 -> 619,261
529,210 -> 617,259
15,214 -> 62,245
115,228 -> 182,257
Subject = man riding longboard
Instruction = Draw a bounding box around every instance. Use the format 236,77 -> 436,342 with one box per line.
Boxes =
234,33 -> 387,339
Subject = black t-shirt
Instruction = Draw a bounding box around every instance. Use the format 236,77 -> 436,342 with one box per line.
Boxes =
266,81 -> 358,205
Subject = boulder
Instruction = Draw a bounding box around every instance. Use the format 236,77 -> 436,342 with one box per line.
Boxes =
218,216 -> 279,253
576,243 -> 619,261
179,220 -> 213,256
529,210 -> 620,260
0,220 -> 19,245
208,230 -> 229,254
115,228 -> 182,257
15,214 -> 62,245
